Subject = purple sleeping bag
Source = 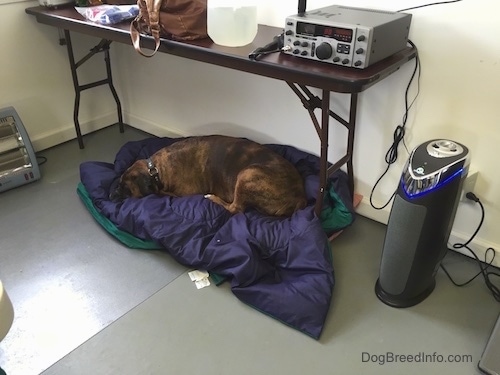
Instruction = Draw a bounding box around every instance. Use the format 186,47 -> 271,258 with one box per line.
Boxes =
79,136 -> 337,339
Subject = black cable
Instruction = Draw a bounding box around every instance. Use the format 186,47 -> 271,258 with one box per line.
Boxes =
441,193 -> 500,302
36,155 -> 47,166
370,0 -> 464,209
249,33 -> 284,60
369,41 -> 420,210
397,0 -> 463,12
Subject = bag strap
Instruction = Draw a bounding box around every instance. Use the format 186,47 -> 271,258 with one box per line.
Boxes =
130,0 -> 163,57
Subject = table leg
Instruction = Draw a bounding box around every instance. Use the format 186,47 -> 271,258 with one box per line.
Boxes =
316,89 -> 330,216
286,83 -> 358,216
346,93 -> 358,196
103,43 -> 124,135
64,30 -> 84,149
63,30 -> 125,149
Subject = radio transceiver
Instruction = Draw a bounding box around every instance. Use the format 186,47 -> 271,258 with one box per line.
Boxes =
283,5 -> 412,69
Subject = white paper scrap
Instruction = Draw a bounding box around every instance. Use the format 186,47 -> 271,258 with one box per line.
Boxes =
194,278 -> 211,289
188,270 -> 210,282
188,270 -> 211,289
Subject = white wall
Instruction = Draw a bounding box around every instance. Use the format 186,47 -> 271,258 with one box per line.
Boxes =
1,0 -> 122,149
2,0 -> 499,265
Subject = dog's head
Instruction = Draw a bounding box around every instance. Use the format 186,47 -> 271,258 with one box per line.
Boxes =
110,159 -> 163,201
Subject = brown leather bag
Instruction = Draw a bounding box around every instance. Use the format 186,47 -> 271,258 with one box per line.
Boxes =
130,0 -> 208,57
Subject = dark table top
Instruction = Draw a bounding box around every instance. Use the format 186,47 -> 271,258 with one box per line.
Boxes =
26,5 -> 417,94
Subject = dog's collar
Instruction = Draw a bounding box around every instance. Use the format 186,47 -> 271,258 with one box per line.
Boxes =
146,158 -> 161,187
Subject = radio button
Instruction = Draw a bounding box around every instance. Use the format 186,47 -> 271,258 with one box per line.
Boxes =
333,56 -> 340,62
285,30 -> 294,36
356,48 -> 364,54
300,51 -> 308,56
342,58 -> 349,65
336,43 -> 351,54
357,35 -> 366,42
301,41 -> 309,47
293,40 -> 301,46
315,42 -> 333,60
293,49 -> 300,54
354,60 -> 362,66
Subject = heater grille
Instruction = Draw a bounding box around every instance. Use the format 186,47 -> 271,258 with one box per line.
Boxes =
0,107 -> 40,192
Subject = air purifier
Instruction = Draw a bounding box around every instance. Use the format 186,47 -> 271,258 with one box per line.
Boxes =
375,139 -> 470,307
0,107 -> 41,193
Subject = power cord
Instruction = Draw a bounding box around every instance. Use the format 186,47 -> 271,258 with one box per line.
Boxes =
440,192 -> 500,302
369,40 -> 421,210
36,155 -> 48,166
397,0 -> 463,13
370,0 -> 464,209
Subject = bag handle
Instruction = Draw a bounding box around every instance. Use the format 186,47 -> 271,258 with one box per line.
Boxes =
130,0 -> 163,57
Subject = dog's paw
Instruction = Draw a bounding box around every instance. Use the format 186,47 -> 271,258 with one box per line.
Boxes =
204,194 -> 212,198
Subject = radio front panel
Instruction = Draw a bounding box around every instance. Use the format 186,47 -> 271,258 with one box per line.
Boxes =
283,5 -> 411,69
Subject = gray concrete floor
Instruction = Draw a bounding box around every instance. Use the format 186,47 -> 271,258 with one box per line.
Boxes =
0,125 -> 499,375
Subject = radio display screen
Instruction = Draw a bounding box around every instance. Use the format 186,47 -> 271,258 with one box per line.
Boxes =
296,22 -> 353,42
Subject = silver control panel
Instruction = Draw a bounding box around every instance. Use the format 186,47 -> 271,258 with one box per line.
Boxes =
283,5 -> 412,69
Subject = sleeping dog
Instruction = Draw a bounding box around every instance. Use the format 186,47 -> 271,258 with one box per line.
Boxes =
110,135 -> 307,217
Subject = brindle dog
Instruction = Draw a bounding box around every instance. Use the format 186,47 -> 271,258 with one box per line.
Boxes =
110,135 -> 307,217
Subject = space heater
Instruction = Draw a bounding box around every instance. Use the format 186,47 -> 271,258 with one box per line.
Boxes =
375,139 -> 470,308
0,107 -> 41,193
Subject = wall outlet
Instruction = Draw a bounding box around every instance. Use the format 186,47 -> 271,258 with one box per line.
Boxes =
461,170 -> 479,202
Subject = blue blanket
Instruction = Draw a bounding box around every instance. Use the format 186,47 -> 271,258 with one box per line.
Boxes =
79,136 -> 352,339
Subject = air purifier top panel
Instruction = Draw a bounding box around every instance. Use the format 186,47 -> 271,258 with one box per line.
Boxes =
408,139 -> 469,180
426,140 -> 464,158
401,139 -> 469,197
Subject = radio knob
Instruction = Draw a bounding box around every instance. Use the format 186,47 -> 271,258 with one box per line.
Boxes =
356,48 -> 364,54
285,30 -> 294,36
354,60 -> 362,66
293,40 -> 301,46
342,58 -> 349,65
300,51 -> 308,56
357,35 -> 366,42
301,41 -> 309,47
315,43 -> 332,60
293,49 -> 300,55
333,56 -> 340,62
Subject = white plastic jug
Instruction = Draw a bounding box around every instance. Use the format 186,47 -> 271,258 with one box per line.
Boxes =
207,0 -> 258,47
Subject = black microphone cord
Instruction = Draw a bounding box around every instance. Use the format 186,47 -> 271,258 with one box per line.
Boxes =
249,33 -> 284,60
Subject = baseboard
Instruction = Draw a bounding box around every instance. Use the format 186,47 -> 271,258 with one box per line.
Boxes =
355,196 -> 391,225
447,231 -> 500,269
123,113 -> 187,138
30,112 -> 188,152
356,195 -> 500,268
30,112 -> 120,152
